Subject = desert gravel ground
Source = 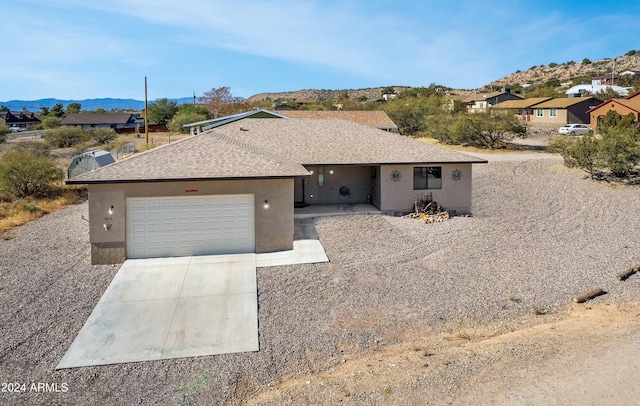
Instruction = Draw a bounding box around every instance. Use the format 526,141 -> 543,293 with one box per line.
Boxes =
1,150 -> 640,405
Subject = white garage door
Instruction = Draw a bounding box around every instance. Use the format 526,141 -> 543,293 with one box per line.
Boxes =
127,194 -> 255,259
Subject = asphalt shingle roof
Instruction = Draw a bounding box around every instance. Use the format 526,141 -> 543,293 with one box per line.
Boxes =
210,118 -> 486,166
281,110 -> 398,129
61,113 -> 136,126
67,118 -> 485,184
66,130 -> 310,184
493,97 -> 553,109
533,97 -> 599,109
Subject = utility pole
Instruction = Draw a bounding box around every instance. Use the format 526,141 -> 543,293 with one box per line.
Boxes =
193,92 -> 196,106
144,76 -> 149,146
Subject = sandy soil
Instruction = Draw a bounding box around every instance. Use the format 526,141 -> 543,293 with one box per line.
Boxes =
245,302 -> 640,405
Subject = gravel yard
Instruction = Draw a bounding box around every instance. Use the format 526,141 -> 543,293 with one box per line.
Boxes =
1,151 -> 640,405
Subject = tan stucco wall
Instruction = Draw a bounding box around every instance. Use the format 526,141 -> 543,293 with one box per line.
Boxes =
529,109 -> 568,124
589,105 -> 639,130
379,164 -> 473,213
87,179 -> 294,264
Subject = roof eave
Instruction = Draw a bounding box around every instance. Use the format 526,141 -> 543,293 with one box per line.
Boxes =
66,173 -> 311,185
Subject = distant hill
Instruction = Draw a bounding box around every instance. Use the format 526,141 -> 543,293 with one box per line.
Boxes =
0,97 -> 194,111
490,52 -> 640,89
246,86 -> 410,103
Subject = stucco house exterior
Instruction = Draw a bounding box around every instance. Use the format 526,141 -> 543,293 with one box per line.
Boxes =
586,93 -> 640,131
464,91 -> 522,113
526,97 -> 601,125
67,117 -> 486,265
491,97 -> 552,121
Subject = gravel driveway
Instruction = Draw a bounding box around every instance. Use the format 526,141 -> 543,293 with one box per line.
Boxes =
1,151 -> 639,405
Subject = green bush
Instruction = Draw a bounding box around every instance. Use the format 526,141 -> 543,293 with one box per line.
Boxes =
0,147 -> 63,198
168,111 -> 208,133
0,124 -> 8,142
91,128 -> 117,144
548,134 -> 600,179
447,112 -> 527,149
41,116 -> 61,129
45,127 -> 91,148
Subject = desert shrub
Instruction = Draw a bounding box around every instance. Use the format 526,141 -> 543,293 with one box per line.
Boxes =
0,147 -> 64,198
41,116 -> 61,129
45,127 -> 91,148
90,128 -> 117,144
548,134 -> 600,179
447,111 -> 527,149
0,125 -> 8,142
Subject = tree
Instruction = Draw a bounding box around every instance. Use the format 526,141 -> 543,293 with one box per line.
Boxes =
146,98 -> 179,125
199,86 -> 248,117
594,86 -> 624,101
168,111 -> 208,133
598,111 -> 640,177
41,116 -> 61,129
49,103 -> 65,118
65,102 -> 82,115
0,106 -> 9,112
39,106 -> 50,116
383,90 -> 447,136
448,111 -> 527,149
0,147 -> 63,198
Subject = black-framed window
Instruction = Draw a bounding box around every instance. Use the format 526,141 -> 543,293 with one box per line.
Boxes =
413,166 -> 442,190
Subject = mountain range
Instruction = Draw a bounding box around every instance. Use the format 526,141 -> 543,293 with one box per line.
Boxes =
0,97 -> 195,112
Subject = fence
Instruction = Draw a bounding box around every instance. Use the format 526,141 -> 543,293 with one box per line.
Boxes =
110,141 -> 136,160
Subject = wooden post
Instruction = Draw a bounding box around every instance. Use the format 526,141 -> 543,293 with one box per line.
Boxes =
144,76 -> 149,146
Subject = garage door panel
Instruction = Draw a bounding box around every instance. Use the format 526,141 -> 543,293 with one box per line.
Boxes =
127,194 -> 255,259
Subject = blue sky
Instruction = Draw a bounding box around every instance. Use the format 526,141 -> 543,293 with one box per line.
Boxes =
2,0 -> 639,101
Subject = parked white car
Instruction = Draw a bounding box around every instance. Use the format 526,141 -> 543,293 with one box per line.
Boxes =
558,124 -> 591,135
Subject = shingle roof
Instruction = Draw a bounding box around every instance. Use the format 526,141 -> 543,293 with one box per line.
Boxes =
210,118 -> 486,165
466,91 -> 522,102
66,130 -> 310,184
67,118 -> 485,184
533,97 -> 599,109
493,97 -> 553,109
587,98 -> 640,114
61,113 -> 135,126
281,110 -> 398,130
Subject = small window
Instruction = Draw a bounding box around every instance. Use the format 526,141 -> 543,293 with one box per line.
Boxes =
413,167 -> 442,190
318,167 -> 324,187
550,108 -> 557,117
536,109 -> 544,117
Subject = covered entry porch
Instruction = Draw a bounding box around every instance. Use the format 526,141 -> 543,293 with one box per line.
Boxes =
294,165 -> 381,208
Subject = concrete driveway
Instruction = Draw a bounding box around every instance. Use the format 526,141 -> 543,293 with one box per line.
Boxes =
58,220 -> 328,369
57,254 -> 259,369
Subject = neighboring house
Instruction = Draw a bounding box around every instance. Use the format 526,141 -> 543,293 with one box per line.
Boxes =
491,97 -> 553,121
281,110 -> 398,132
60,113 -> 142,130
527,97 -> 601,125
565,84 -> 629,98
183,109 -> 288,135
586,95 -> 640,131
67,116 -> 486,265
67,150 -> 116,178
592,71 -> 640,85
0,109 -> 41,129
464,91 -> 522,113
